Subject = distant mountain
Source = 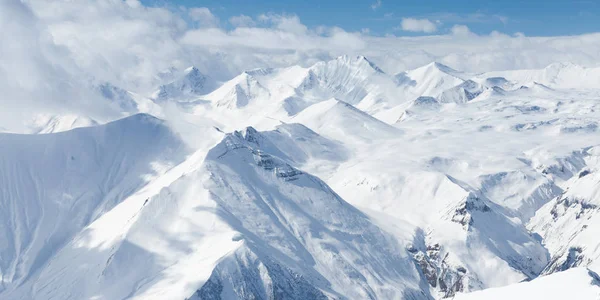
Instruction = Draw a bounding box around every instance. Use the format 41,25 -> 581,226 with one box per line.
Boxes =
152,66 -> 217,102
27,114 -> 98,134
480,62 -> 600,89
292,98 -> 402,142
2,57 -> 600,299
97,83 -> 139,113
398,62 -> 467,97
206,71 -> 270,109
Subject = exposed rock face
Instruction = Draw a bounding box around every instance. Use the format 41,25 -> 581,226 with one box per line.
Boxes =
528,146 -> 600,277
408,242 -> 479,298
449,194 -> 491,229
190,248 -> 329,300
153,66 -> 215,101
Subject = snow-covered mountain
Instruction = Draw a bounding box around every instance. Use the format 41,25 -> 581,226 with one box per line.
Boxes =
528,146 -> 600,274
152,66 -> 217,102
96,83 -> 140,113
480,62 -> 600,89
398,62 -> 467,97
0,114 -> 190,298
25,113 -> 99,134
2,56 -> 600,299
454,267 -> 600,300
206,71 -> 270,109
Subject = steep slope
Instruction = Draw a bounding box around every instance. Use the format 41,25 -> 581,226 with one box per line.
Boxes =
529,146 -> 600,274
152,66 -> 216,102
318,84 -> 600,296
291,98 -> 402,143
0,114 -> 189,296
11,125 -> 429,300
454,268 -> 600,300
248,123 -> 349,169
6,55 -> 600,300
205,72 -> 270,109
96,83 -> 139,113
379,63 -> 475,123
298,55 -> 391,107
25,113 -> 99,134
478,169 -> 562,222
358,172 -> 548,297
398,62 -> 466,98
190,57 -> 484,125
437,80 -> 485,104
184,60 -> 600,298
189,128 -> 427,299
193,55 -> 403,119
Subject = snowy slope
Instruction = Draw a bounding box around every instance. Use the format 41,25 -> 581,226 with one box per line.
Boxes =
437,80 -> 485,104
480,62 -> 600,89
96,83 -> 139,113
205,72 -> 271,109
0,114 -> 189,297
187,56 -> 407,122
399,62 -> 467,98
182,57 -> 499,127
310,79 -> 600,296
25,113 -> 99,134
3,124 -> 431,300
291,98 -> 402,143
454,268 -> 600,300
4,55 -> 600,300
152,66 -> 217,102
299,55 -> 393,108
189,128 -> 427,299
528,146 -> 600,274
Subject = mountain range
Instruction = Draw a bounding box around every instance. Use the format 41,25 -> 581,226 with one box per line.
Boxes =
1,55 -> 600,299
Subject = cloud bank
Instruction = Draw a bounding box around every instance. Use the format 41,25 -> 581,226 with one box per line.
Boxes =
3,0 -> 600,121
400,18 -> 438,33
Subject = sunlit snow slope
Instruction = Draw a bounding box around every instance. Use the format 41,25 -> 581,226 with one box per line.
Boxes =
2,56 -> 600,299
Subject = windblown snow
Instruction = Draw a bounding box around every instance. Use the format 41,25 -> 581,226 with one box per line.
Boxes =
2,55 -> 600,299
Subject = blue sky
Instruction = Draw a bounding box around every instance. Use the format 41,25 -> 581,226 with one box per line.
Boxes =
143,0 -> 600,36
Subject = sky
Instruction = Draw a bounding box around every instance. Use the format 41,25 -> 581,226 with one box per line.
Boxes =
143,0 -> 600,36
3,0 -> 600,125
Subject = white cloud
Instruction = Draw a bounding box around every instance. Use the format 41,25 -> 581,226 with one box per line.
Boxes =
371,0 -> 382,10
450,24 -> 472,36
400,18 -> 438,33
258,13 -> 308,34
188,7 -> 219,27
229,15 -> 255,27
4,0 -> 600,125
0,0 -> 115,130
180,25 -> 365,52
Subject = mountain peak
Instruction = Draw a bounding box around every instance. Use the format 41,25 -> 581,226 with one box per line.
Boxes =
405,61 -> 464,79
334,55 -> 384,73
210,71 -> 270,109
423,61 -> 461,75
182,66 -> 207,81
401,61 -> 466,96
152,66 -> 215,101
184,66 -> 200,74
